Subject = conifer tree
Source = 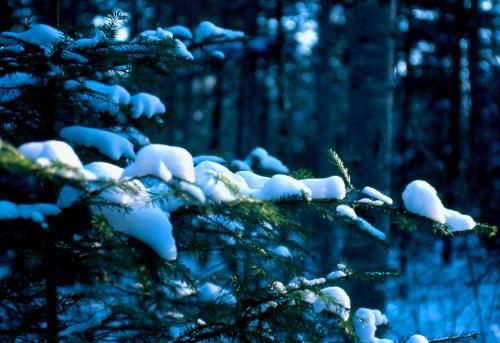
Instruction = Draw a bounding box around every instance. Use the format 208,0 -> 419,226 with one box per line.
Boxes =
0,11 -> 496,343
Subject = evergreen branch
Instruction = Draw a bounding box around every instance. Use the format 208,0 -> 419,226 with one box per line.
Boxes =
327,149 -> 353,191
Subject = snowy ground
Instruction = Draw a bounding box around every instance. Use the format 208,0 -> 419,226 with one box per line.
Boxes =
385,236 -> 499,342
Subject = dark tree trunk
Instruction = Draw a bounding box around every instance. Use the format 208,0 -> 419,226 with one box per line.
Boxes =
344,0 -> 396,309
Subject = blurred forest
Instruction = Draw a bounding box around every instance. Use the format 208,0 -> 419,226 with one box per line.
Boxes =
2,0 -> 499,340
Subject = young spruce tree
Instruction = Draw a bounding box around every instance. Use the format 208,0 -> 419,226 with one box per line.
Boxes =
0,11 -> 496,343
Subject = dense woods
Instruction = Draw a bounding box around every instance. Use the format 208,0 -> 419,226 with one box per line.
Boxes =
0,0 -> 498,342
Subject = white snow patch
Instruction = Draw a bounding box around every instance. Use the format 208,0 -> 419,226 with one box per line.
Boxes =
245,147 -> 289,173
166,25 -> 193,39
193,155 -> 226,165
175,39 -> 193,59
358,198 -> 384,206
3,24 -> 64,50
194,161 -> 251,201
65,80 -> 130,115
70,31 -> 106,49
122,144 -> 195,183
362,186 -> 393,205
353,308 -> 392,343
210,50 -> 225,60
130,92 -> 166,118
356,217 -> 386,241
0,200 -> 61,228
194,21 -> 244,42
138,28 -> 173,41
302,176 -> 346,200
336,205 -> 357,220
402,180 -> 446,223
59,307 -> 110,337
272,245 -> 292,258
326,270 -> 347,280
444,208 -> 476,231
60,126 -> 135,160
252,174 -> 312,201
230,159 -> 252,171
406,335 -> 429,343
313,286 -> 350,321
236,171 -> 269,189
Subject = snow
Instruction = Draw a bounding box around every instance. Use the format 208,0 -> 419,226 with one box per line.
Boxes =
193,155 -> 226,165
326,270 -> 347,280
3,24 -> 64,50
166,25 -> 193,40
130,92 -> 166,118
194,161 -> 251,201
198,282 -> 236,305
0,72 -> 37,102
402,180 -> 446,223
60,126 -> 135,160
179,181 -> 206,203
336,205 -> 357,220
272,245 -> 292,258
444,208 -> 476,231
245,147 -> 289,173
253,174 -> 312,201
210,50 -> 226,60
301,176 -> 346,200
100,206 -> 177,260
406,335 -> 429,343
356,217 -> 386,241
362,186 -> 393,205
70,31 -> 105,49
0,200 -> 61,228
358,198 -> 385,206
230,159 -> 251,171
236,171 -> 270,189
122,144 -> 195,183
65,80 -> 131,115
18,140 -> 85,169
194,21 -> 244,42
175,39 -> 193,60
139,28 -> 173,41
353,308 -> 392,343
313,286 -> 350,321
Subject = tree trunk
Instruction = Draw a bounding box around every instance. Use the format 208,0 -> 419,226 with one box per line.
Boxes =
344,0 -> 396,309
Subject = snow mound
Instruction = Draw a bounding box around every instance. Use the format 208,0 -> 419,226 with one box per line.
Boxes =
198,282 -> 236,305
444,208 -> 476,231
130,93 -> 166,118
0,200 -> 61,228
236,171 -> 269,189
402,180 -> 446,223
336,205 -> 357,220
3,24 -> 64,49
326,270 -> 346,280
0,72 -> 37,102
123,144 -> 195,183
70,31 -> 106,49
194,21 -> 244,42
253,174 -> 312,201
193,155 -> 226,165
100,205 -> 177,260
362,186 -> 393,205
313,286 -> 350,321
18,140 -> 84,170
272,245 -> 292,258
175,39 -> 193,59
65,80 -> 130,115
195,161 -> 250,201
358,198 -> 384,206
245,147 -> 289,173
406,335 -> 429,343
353,308 -> 392,343
166,25 -> 193,40
60,126 -> 135,160
301,176 -> 346,200
138,28 -> 173,41
356,217 -> 386,241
